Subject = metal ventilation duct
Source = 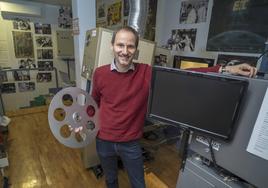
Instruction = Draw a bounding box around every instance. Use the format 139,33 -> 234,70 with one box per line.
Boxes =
127,0 -> 148,37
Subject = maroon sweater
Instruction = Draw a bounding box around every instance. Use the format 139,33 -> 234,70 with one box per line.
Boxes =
91,63 -> 221,142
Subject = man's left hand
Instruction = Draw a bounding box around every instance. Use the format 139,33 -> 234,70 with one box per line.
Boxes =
224,63 -> 257,78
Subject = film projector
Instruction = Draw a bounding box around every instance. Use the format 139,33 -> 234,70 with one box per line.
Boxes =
48,27 -> 155,173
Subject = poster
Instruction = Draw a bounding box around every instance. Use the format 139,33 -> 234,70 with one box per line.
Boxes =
107,1 -> 122,26
12,31 -> 34,58
207,0 -> 268,53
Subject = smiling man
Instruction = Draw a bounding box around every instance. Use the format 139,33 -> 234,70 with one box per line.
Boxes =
91,26 -> 150,188
90,26 -> 257,188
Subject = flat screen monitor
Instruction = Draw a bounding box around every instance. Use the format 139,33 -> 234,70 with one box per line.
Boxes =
173,56 -> 214,69
147,66 -> 249,140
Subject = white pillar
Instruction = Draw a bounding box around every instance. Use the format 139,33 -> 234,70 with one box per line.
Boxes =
72,0 -> 96,90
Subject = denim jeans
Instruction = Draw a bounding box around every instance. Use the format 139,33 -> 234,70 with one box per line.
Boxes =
96,137 -> 145,188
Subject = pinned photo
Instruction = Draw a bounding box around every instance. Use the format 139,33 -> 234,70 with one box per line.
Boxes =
13,70 -> 30,81
18,82 -> 35,92
37,61 -> 53,71
2,83 -> 16,94
36,72 -> 52,82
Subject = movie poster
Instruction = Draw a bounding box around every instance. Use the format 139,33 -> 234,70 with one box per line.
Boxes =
207,0 -> 268,53
107,1 -> 122,27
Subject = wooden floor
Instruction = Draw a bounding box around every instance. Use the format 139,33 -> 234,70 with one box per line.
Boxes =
4,107 -> 181,188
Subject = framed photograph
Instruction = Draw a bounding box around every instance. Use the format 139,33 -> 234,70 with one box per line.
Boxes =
18,82 -> 35,92
12,31 -> 34,58
154,46 -> 172,67
173,55 -> 214,69
216,54 -> 258,67
1,83 -> 16,94
36,72 -> 52,82
37,61 -> 53,71
35,36 -> 53,47
13,70 -> 30,81
154,54 -> 167,67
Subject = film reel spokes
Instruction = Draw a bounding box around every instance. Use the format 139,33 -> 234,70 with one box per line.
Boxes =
48,87 -> 99,148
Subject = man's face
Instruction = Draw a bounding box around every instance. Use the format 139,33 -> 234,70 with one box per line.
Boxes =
112,30 -> 137,67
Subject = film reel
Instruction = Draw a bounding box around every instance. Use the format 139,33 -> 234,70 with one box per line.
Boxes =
48,87 -> 99,148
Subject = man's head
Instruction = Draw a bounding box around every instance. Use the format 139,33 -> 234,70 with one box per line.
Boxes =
111,26 -> 139,70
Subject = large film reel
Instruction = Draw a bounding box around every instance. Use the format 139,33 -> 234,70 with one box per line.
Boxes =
48,87 -> 99,148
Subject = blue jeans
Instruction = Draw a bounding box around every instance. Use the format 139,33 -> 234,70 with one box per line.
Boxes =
96,137 -> 145,188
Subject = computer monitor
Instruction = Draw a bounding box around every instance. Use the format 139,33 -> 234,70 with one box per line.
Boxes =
147,66 -> 248,141
173,56 -> 214,69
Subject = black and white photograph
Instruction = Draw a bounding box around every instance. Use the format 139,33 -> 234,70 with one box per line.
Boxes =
1,83 -> 16,94
35,36 -> 53,47
12,31 -> 34,58
18,82 -> 35,92
179,0 -> 209,24
36,72 -> 52,82
154,54 -> 167,67
58,6 -> 72,29
217,54 -> 258,67
13,70 -> 30,81
37,49 -> 53,59
166,29 -> 197,52
19,59 -> 36,69
34,23 -> 52,34
37,61 -> 53,71
0,71 -> 8,82
13,18 -> 31,30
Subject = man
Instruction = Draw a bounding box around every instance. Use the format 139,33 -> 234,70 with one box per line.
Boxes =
91,26 -> 257,188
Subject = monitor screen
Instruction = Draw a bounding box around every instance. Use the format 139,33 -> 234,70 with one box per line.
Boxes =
173,56 -> 214,69
147,66 -> 249,140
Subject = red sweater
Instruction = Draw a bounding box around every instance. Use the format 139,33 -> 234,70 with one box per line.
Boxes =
91,63 -> 221,142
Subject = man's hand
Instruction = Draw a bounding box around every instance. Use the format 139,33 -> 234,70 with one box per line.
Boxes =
223,63 -> 257,78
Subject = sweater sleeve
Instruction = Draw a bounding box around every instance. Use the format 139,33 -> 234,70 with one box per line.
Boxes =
91,69 -> 101,107
187,64 -> 221,73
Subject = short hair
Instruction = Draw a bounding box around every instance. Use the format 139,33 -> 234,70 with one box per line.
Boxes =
111,26 -> 139,48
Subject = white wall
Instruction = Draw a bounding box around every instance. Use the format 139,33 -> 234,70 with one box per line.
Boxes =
0,0 -> 75,111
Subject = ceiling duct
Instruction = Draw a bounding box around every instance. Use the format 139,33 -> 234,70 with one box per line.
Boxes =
127,0 -> 148,37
